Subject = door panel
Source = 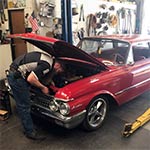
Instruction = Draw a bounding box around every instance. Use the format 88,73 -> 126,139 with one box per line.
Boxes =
8,9 -> 27,60
130,58 -> 150,91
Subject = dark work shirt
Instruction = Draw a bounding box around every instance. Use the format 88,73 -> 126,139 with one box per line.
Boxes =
11,51 -> 53,80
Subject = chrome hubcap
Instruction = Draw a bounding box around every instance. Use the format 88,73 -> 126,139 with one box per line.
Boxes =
87,98 -> 107,127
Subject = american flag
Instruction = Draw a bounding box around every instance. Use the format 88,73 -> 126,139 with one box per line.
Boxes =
29,11 -> 39,33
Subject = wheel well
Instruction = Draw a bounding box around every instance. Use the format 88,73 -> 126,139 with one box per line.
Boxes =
93,94 -> 118,109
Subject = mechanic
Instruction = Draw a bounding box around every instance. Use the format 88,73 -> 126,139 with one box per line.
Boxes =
7,51 -> 63,140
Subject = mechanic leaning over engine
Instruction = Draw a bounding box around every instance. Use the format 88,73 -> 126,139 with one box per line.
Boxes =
7,51 -> 63,140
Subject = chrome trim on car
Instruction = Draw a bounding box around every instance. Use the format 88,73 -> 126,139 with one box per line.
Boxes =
115,78 -> 150,96
54,97 -> 74,102
31,103 -> 86,128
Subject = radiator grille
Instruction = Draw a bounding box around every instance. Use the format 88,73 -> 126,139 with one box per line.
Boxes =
31,95 -> 53,109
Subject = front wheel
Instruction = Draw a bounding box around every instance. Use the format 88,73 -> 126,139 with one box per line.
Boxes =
83,96 -> 109,131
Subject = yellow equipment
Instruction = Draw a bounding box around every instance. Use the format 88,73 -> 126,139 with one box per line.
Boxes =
122,108 -> 150,137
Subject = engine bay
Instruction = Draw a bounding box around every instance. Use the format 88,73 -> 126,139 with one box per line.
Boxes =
53,61 -> 101,87
40,59 -> 102,93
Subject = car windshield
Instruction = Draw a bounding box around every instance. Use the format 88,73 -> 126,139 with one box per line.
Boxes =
78,38 -> 130,66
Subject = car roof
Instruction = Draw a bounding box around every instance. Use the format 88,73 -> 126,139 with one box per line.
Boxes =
84,34 -> 150,44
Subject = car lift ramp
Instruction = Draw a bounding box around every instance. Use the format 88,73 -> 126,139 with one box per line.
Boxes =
122,108 -> 150,137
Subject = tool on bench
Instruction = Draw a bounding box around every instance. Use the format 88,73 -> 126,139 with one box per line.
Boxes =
122,108 -> 150,137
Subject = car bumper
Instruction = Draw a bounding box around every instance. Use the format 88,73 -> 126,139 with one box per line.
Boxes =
31,104 -> 86,129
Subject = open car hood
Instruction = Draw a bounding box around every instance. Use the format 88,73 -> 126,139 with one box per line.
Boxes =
7,33 -> 107,69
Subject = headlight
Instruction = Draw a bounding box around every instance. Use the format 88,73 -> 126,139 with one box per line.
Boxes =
49,101 -> 58,112
59,103 -> 70,115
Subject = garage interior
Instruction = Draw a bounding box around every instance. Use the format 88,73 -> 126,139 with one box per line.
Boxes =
0,90 -> 150,150
0,0 -> 150,150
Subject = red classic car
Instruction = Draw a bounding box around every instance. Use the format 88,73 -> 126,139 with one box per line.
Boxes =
8,33 -> 150,131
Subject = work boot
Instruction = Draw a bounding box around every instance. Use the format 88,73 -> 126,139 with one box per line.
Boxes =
24,130 -> 46,141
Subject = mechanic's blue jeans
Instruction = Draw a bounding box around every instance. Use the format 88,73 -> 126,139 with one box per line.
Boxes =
7,72 -> 34,134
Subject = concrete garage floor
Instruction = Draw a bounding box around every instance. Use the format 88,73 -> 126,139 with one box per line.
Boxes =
0,91 -> 150,150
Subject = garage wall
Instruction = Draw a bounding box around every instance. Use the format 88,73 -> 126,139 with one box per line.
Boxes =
141,0 -> 149,34
72,0 -> 136,45
0,0 -> 61,80
0,0 -> 35,80
0,7 -> 12,79
0,0 -> 138,80
0,44 -> 12,79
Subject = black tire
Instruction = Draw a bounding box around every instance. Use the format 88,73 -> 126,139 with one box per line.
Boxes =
83,96 -> 109,131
